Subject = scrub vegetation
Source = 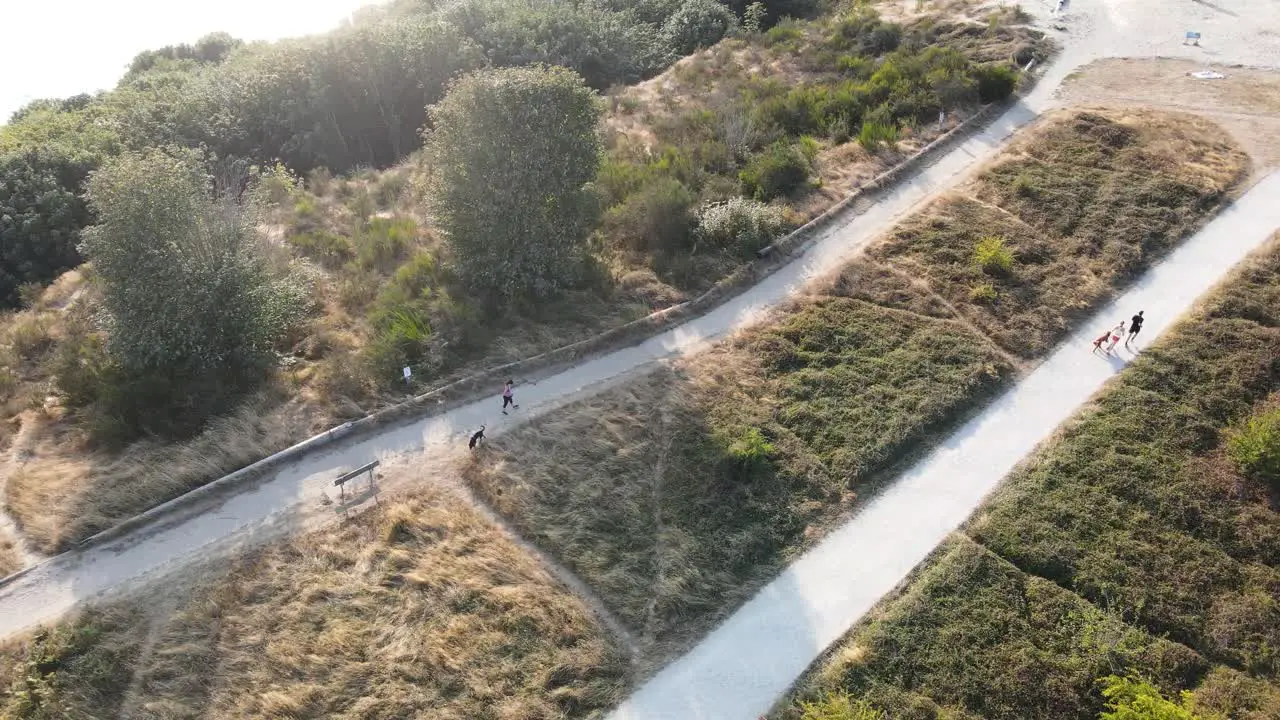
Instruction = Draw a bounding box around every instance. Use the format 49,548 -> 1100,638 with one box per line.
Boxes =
463,109 -> 1250,665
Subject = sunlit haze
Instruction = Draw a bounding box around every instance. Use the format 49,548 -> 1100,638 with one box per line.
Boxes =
1,0 -> 383,123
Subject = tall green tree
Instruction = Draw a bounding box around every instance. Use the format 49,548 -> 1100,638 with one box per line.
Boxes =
0,149 -> 89,305
425,66 -> 602,304
79,149 -> 307,435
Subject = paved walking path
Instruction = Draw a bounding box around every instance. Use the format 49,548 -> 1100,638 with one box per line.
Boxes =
608,170 -> 1280,720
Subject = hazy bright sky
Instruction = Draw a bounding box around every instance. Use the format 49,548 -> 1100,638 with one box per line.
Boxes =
2,0 -> 383,123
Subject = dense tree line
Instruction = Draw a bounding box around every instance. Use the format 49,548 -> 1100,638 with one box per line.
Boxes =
0,0 -> 808,308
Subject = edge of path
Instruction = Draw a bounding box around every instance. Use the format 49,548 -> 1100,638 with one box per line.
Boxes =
0,71 -> 1040,593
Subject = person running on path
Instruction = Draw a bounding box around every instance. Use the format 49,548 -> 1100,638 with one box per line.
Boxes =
1104,320 -> 1125,353
1126,310 -> 1145,345
502,379 -> 519,414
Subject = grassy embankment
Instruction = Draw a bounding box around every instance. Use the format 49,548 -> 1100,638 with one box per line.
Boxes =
0,461 -> 630,719
0,2 -> 1048,556
782,238 -> 1280,720
462,109 -> 1250,665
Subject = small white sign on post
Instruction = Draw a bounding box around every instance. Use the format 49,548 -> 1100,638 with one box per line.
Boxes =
402,366 -> 412,383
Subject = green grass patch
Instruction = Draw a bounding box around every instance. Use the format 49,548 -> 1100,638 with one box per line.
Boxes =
782,537 -> 1207,720
0,610 -> 141,719
784,241 -> 1280,720
969,245 -> 1280,676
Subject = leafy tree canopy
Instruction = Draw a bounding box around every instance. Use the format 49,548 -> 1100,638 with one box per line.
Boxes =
425,65 -> 602,304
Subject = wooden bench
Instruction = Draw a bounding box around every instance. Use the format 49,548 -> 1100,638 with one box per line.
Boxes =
334,460 -> 380,504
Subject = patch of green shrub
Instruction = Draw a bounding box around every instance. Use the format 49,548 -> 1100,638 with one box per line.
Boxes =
353,217 -> 417,272
291,193 -> 322,232
695,196 -> 788,255
974,62 -> 1019,103
1099,674 -> 1201,720
1011,171 -> 1038,198
969,282 -> 998,303
288,230 -> 353,268
1,613 -> 136,719
740,143 -> 810,200
856,119 -> 897,150
661,0 -> 739,56
1226,406 -> 1280,490
725,426 -> 775,472
604,176 -> 698,253
797,691 -> 885,720
764,21 -> 804,47
828,10 -> 901,56
973,234 -> 1014,275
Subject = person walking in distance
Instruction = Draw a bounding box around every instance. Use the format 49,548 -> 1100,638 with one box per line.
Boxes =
502,379 -> 519,415
1126,310 -> 1145,346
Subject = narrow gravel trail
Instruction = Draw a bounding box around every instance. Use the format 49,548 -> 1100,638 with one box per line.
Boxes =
607,170 -> 1280,720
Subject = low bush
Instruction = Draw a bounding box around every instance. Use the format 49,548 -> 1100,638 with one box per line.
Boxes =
288,230 -> 353,269
725,426 -> 775,473
972,234 -> 1014,275
0,611 -> 138,719
740,143 -> 810,200
695,196 -> 788,254
974,62 -> 1019,103
6,314 -> 54,362
969,282 -> 997,303
604,176 -> 698,253
353,217 -> 417,272
1226,406 -> 1280,490
764,20 -> 805,47
290,192 -> 322,233
1099,674 -> 1201,720
856,120 -> 897,150
827,10 -> 902,56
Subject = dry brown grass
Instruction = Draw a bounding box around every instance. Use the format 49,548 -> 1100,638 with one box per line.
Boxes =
1060,58 -> 1280,169
872,108 -> 1250,357
0,460 -> 630,719
7,388 -> 322,554
0,538 -> 18,576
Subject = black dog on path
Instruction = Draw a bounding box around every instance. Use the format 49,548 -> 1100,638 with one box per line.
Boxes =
468,425 -> 486,449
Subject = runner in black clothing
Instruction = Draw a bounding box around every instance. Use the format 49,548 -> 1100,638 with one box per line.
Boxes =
1126,311 -> 1144,345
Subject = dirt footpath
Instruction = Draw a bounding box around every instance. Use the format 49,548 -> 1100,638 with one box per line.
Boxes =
1061,58 -> 1280,169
